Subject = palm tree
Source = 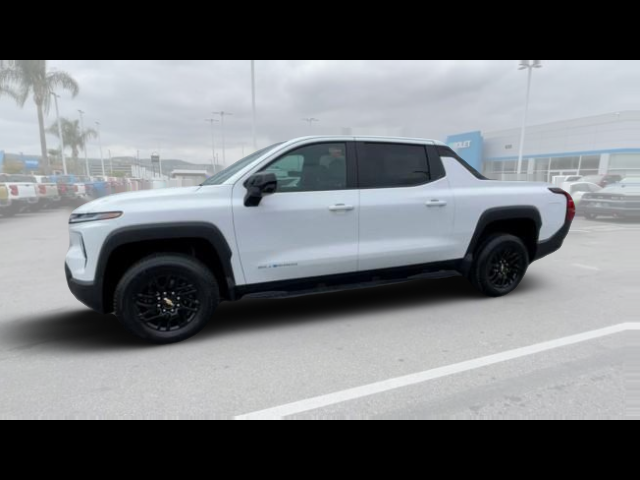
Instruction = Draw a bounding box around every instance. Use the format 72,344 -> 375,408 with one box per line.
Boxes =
48,118 -> 97,171
0,60 -> 79,172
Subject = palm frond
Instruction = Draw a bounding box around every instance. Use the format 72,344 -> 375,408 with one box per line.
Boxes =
47,71 -> 80,98
82,128 -> 98,142
0,85 -> 20,103
0,68 -> 30,107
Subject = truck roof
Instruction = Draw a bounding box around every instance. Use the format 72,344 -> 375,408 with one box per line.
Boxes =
286,135 -> 447,146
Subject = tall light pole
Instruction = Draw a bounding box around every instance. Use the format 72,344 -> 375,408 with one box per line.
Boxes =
205,118 -> 219,173
251,60 -> 257,150
212,111 -> 233,166
78,110 -> 89,176
517,60 -> 543,180
95,121 -> 106,176
50,92 -> 67,175
302,117 -> 319,133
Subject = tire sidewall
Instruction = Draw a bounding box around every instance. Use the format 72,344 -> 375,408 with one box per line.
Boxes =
474,235 -> 529,297
116,256 -> 219,344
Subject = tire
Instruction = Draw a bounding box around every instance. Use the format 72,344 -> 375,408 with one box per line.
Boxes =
0,205 -> 18,217
114,254 -> 220,344
469,234 -> 530,298
585,213 -> 597,220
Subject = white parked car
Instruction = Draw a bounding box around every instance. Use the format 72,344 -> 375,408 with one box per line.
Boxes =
66,136 -> 575,344
565,182 -> 602,214
553,175 -> 582,190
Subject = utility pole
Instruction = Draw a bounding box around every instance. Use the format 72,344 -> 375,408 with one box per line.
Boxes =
51,92 -> 67,175
206,118 -> 219,172
78,110 -> 89,176
212,111 -> 233,166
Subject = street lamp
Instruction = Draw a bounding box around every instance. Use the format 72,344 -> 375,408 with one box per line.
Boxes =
517,60 -> 543,180
212,111 -> 233,166
50,91 -> 67,175
95,121 -> 106,176
251,60 -> 257,150
205,118 -> 220,173
302,117 -> 319,133
78,110 -> 90,176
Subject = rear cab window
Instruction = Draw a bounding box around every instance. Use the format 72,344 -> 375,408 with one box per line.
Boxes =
356,143 -> 432,189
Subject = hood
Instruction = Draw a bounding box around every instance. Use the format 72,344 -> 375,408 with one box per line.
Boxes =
73,186 -> 206,214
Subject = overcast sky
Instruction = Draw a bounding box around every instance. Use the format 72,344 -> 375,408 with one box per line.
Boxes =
2,60 -> 640,166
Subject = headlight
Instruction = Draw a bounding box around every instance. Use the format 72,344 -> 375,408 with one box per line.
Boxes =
69,212 -> 123,224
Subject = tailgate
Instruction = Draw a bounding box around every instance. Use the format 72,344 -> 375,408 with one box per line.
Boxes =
45,184 -> 59,197
15,184 -> 38,199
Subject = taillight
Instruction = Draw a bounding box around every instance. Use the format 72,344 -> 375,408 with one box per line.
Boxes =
73,185 -> 79,193
59,185 -> 67,194
9,185 -> 18,196
549,188 -> 576,223
39,185 -> 47,194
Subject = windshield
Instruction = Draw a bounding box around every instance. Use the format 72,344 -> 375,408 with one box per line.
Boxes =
201,143 -> 283,186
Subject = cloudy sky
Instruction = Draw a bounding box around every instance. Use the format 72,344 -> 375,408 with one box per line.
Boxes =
2,60 -> 640,166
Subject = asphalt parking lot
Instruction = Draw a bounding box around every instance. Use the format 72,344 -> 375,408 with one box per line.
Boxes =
0,209 -> 638,419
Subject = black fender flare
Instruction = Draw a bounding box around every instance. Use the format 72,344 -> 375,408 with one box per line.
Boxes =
96,222 -> 236,303
460,206 -> 542,275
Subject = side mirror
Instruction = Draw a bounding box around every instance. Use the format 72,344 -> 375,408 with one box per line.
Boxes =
244,172 -> 278,207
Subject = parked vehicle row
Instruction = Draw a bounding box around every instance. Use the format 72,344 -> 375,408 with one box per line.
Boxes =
0,173 -> 173,218
581,177 -> 640,219
553,173 -> 640,220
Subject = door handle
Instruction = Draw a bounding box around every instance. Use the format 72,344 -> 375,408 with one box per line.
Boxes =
426,200 -> 447,207
329,204 -> 355,212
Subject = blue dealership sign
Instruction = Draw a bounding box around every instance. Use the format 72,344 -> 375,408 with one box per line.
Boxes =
24,158 -> 39,171
0,151 -> 4,171
445,131 -> 484,171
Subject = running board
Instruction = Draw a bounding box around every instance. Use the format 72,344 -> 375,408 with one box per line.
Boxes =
242,270 -> 459,300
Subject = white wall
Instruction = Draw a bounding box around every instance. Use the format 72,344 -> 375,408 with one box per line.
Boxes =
483,111 -> 640,160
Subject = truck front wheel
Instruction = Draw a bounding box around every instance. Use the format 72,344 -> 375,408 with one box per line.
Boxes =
114,254 -> 220,344
469,234 -> 530,297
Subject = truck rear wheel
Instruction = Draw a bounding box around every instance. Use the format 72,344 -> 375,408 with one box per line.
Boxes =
114,254 -> 220,344
469,234 -> 529,297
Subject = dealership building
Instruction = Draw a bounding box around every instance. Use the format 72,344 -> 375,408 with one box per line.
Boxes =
447,111 -> 640,182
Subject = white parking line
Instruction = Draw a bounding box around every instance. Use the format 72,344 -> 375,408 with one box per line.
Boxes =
572,264 -> 601,272
236,323 -> 640,420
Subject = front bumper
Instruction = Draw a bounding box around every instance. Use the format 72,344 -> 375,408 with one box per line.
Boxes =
66,264 -> 104,313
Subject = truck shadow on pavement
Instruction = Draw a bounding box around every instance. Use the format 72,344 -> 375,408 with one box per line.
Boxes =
5,274 -> 546,351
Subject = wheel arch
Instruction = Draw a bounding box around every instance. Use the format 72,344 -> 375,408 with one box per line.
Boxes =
461,206 -> 542,275
97,223 -> 236,313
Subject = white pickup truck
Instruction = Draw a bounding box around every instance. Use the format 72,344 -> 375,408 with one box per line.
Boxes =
66,136 -> 575,344
0,173 -> 38,215
33,175 -> 61,208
